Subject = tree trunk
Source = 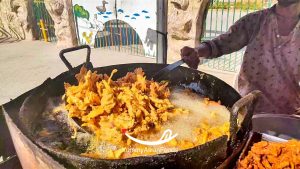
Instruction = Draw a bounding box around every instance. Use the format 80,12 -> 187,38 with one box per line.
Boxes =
167,0 -> 210,61
44,0 -> 77,48
0,0 -> 36,41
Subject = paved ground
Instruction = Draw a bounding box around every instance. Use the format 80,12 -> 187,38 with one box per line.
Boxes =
0,41 -> 155,104
0,41 -> 236,105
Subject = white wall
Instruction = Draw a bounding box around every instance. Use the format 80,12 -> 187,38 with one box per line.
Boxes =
72,0 -> 157,57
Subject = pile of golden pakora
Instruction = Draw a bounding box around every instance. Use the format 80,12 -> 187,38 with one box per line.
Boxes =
238,140 -> 300,169
64,67 -> 229,159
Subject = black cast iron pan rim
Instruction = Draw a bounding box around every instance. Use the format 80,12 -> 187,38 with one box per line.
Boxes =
57,45 -> 260,165
253,113 -> 300,119
1,45 -> 260,168
38,135 -> 228,164
10,64 -> 231,168
35,66 -> 255,163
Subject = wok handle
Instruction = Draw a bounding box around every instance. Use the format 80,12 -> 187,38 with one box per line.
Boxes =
229,90 -> 261,146
59,45 -> 92,71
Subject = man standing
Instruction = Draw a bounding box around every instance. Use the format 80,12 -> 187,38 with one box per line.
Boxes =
181,0 -> 300,114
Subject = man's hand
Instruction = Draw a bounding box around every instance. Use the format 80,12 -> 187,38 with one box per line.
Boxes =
181,47 -> 199,69
180,43 -> 211,69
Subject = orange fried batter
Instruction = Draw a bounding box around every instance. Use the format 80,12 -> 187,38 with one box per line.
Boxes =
238,140 -> 300,169
64,67 -> 230,159
65,67 -> 184,139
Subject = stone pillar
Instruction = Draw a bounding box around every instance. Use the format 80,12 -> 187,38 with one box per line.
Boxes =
0,0 -> 36,40
44,0 -> 77,48
13,0 -> 37,40
167,0 -> 210,61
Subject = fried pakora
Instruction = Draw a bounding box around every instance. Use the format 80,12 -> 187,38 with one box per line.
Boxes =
238,140 -> 300,169
64,67 -> 230,159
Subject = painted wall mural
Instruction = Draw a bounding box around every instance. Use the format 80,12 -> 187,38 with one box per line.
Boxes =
72,0 -> 158,57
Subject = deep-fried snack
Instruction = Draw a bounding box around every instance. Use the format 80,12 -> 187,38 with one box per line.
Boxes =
238,140 -> 300,169
65,67 -> 186,141
64,67 -> 230,159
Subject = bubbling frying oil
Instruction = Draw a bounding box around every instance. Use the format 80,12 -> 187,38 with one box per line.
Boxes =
165,88 -> 230,142
38,88 -> 231,159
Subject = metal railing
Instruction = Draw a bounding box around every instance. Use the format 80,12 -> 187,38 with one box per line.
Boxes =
200,0 -> 275,72
93,20 -> 145,56
33,0 -> 56,42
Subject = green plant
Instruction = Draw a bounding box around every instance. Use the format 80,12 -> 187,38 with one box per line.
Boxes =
74,4 -> 90,20
210,1 -> 264,11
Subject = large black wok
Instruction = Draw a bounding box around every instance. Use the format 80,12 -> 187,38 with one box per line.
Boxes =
2,45 -> 260,169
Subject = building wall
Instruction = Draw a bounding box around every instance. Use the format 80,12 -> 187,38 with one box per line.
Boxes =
72,0 -> 158,57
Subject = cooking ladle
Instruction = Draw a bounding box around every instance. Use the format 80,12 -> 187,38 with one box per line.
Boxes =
150,59 -> 185,80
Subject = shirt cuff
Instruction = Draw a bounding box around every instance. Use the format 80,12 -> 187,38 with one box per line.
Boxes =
201,40 -> 220,58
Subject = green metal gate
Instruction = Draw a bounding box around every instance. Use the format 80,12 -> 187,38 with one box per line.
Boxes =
201,0 -> 275,72
33,0 -> 56,42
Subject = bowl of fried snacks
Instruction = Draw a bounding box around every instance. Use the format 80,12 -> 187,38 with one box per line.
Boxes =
238,137 -> 300,169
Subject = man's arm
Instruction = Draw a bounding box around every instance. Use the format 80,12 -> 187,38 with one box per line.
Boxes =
200,11 -> 264,58
181,10 -> 266,69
